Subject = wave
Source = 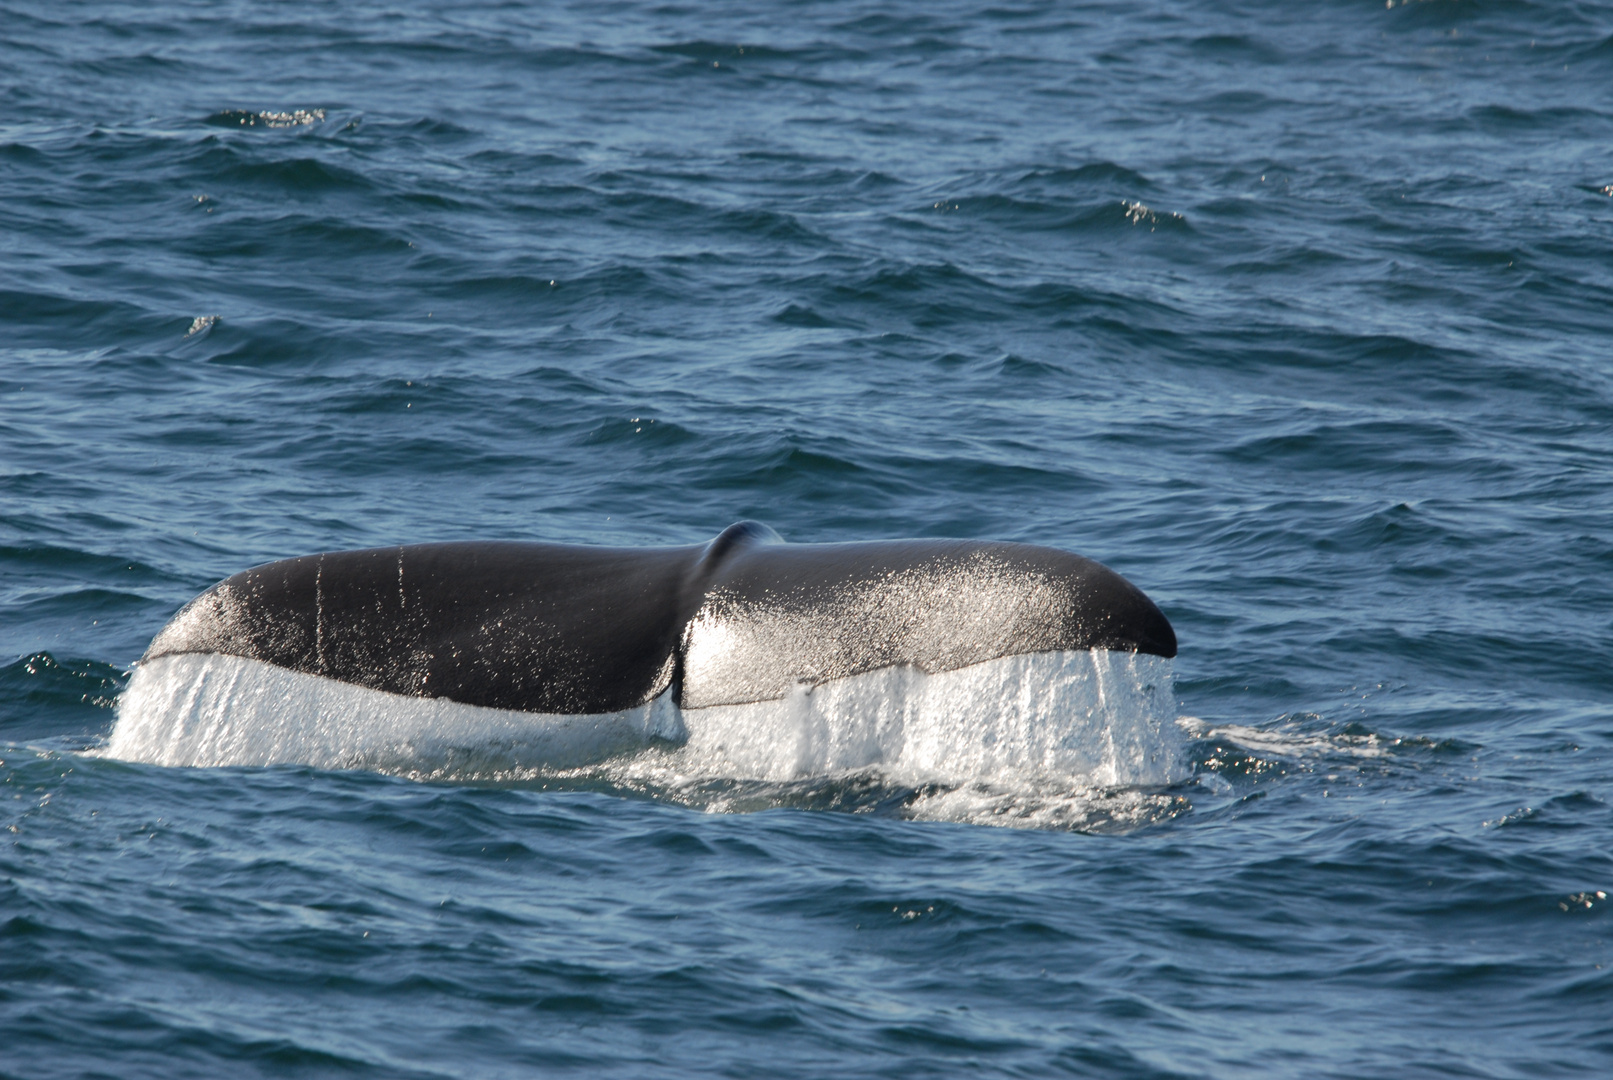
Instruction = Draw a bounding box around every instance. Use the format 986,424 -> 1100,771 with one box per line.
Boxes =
102,649 -> 1187,829
1,652 -> 125,713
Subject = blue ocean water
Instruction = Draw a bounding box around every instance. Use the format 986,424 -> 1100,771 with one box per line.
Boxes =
4,0 -> 1613,1074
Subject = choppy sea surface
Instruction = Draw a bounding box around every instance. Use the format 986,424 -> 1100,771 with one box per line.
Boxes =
4,1 -> 1613,1075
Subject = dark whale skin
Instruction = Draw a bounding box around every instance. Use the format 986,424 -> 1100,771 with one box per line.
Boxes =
143,522 -> 1176,715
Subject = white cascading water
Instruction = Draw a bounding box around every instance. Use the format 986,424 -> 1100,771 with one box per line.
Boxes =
104,649 -> 1188,828
103,652 -> 687,776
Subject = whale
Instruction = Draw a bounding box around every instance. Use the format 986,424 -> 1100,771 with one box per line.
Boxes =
138,521 -> 1175,714
108,522 -> 1179,777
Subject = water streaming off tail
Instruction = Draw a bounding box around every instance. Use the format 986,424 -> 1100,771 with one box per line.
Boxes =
601,650 -> 1188,830
105,650 -> 1186,829
103,652 -> 687,774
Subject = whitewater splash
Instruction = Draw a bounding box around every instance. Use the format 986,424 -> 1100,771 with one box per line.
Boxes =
105,650 -> 1189,829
